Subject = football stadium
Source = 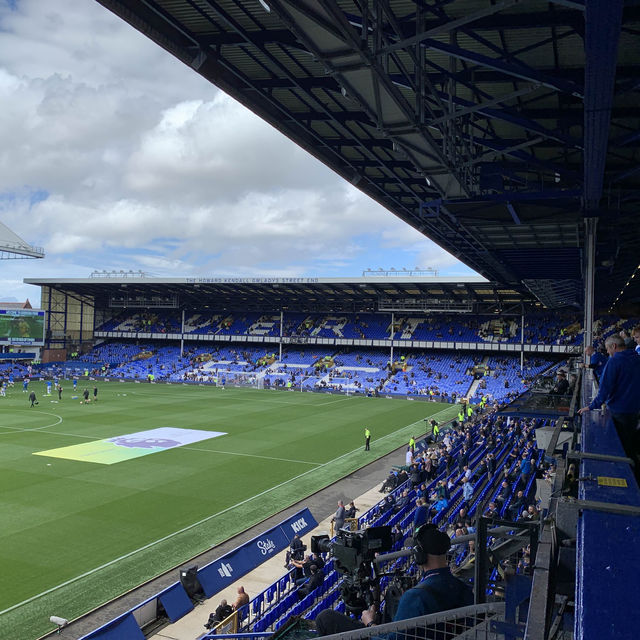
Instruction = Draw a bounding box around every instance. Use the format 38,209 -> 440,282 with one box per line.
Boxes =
2,2 -> 640,640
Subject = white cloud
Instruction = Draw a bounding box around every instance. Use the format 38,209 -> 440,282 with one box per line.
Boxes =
0,0 -> 474,303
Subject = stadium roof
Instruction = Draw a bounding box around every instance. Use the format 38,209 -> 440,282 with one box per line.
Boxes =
93,0 -> 640,309
0,220 -> 45,260
24,275 -> 548,313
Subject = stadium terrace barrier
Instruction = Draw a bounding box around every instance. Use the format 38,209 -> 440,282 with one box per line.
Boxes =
76,508 -> 317,640
0,352 -> 36,359
575,406 -> 640,640
93,330 -> 580,354
196,510 -> 317,597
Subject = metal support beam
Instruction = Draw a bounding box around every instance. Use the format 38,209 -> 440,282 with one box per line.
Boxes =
574,499 -> 640,516
583,217 -> 597,348
506,202 -> 521,225
380,0 -> 523,55
426,84 -> 541,127
570,451 -> 634,465
474,516 -> 489,605
583,0 -> 624,210
421,38 -> 583,97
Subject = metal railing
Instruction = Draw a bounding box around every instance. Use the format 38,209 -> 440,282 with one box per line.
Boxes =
320,602 -> 508,640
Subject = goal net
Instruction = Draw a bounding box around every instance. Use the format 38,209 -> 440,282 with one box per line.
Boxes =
211,370 -> 264,390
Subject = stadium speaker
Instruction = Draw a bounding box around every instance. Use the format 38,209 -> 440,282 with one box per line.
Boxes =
179,565 -> 203,599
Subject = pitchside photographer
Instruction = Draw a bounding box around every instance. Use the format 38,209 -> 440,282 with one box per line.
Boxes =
314,524 -> 473,636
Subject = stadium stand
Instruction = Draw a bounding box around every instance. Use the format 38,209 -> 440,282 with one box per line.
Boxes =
43,340 -> 560,405
131,404 -> 554,640
93,310 -> 586,346
8,304 -> 636,640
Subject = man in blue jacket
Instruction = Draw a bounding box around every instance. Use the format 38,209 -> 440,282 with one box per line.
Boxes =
578,335 -> 640,483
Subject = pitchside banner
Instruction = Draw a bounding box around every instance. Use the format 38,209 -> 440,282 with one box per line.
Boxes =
196,508 -> 317,598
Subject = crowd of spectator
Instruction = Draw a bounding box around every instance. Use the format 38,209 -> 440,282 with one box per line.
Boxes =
198,399 -> 556,639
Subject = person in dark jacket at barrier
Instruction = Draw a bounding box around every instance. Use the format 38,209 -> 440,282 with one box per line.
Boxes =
297,564 -> 324,599
204,599 -> 233,629
379,470 -> 399,493
550,371 -> 569,395
585,345 -> 607,381
344,500 -> 358,519
315,525 -> 473,635
285,534 -> 305,566
578,334 -> 640,485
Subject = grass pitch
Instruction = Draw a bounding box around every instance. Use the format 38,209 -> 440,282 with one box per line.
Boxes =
0,381 -> 456,639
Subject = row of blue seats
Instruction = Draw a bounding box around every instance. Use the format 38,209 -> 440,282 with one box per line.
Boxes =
96,310 -> 584,345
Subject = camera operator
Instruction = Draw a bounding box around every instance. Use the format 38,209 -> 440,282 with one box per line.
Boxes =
285,534 -> 306,566
315,524 -> 473,636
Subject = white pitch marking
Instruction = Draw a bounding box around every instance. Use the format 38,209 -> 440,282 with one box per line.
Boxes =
0,405 -> 456,616
181,446 -> 320,466
0,411 -> 63,435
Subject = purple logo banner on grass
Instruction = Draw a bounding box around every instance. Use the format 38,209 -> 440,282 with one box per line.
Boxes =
197,508 -> 317,597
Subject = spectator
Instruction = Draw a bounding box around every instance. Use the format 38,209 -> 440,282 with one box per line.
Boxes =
508,490 -> 527,520
519,454 -> 532,486
394,489 -> 411,513
332,500 -> 346,532
382,494 -> 396,513
486,453 -> 496,479
526,504 -> 540,520
578,334 -> 640,484
550,371 -> 569,395
462,478 -> 474,505
391,524 -> 403,545
286,534 -> 305,566
344,500 -> 358,519
632,325 -> 640,355
204,599 -> 233,630
484,502 -> 499,518
298,564 -> 324,599
585,345 -> 607,380
232,586 -> 249,619
413,498 -> 429,529
495,481 -> 511,508
405,446 -> 413,466
379,470 -> 398,493
293,554 -> 316,584
620,329 -> 635,350
453,507 -> 472,533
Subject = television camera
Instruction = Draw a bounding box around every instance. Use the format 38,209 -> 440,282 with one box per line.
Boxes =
311,525 -> 413,619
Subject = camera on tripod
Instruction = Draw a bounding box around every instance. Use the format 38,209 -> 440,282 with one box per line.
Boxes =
311,526 -> 395,615
311,526 -> 392,572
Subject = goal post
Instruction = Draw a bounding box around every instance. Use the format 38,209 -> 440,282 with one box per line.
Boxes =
214,371 -> 264,389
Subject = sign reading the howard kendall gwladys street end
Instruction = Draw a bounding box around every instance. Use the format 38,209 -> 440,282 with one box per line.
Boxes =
196,508 -> 317,598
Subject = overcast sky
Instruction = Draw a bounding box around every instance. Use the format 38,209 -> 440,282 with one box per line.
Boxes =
0,0 -> 476,305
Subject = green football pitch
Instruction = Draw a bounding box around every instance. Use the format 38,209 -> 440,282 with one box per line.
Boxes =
0,381 -> 457,639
